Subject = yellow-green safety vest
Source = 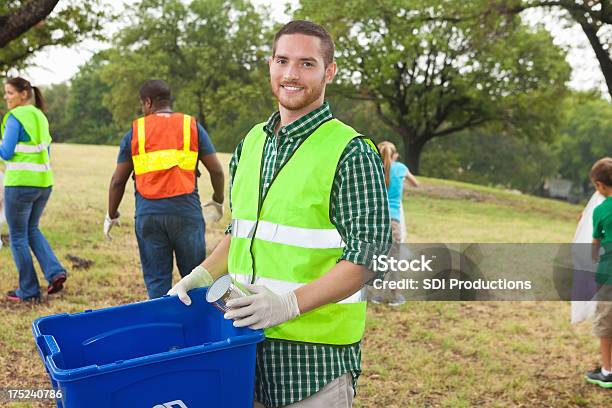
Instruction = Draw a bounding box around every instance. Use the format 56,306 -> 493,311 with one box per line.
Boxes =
228,118 -> 375,345
1,105 -> 53,187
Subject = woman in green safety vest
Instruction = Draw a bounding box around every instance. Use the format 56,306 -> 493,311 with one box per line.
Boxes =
1,77 -> 67,303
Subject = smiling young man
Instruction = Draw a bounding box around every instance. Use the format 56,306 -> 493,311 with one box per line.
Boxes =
168,20 -> 391,407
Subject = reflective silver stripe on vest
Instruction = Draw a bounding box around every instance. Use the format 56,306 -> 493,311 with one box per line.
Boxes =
233,274 -> 365,304
231,219 -> 257,239
5,162 -> 51,172
14,143 -> 49,153
231,219 -> 345,249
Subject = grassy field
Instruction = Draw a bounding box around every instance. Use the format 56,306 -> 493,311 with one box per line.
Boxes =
0,143 -> 608,407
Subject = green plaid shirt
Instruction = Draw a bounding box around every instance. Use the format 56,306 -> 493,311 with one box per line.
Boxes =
227,101 -> 391,407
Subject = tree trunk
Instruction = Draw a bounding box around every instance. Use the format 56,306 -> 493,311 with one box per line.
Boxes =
403,138 -> 427,175
574,15 -> 612,100
0,0 -> 59,48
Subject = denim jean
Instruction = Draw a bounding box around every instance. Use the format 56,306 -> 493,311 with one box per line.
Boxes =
135,214 -> 206,299
4,186 -> 66,299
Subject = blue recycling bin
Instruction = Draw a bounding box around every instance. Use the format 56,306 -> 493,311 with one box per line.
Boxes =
32,288 -> 264,408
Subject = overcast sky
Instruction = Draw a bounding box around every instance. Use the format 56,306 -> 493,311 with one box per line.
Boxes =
22,0 -> 608,97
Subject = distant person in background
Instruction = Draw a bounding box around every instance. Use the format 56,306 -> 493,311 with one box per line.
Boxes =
105,80 -> 225,299
1,77 -> 67,303
369,141 -> 419,306
585,157 -> 612,389
379,141 -> 419,241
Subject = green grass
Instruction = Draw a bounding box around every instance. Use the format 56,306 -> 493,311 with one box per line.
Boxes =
0,144 -> 608,407
406,179 -> 579,243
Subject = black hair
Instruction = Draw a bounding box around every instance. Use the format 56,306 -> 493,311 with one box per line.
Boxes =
139,80 -> 172,106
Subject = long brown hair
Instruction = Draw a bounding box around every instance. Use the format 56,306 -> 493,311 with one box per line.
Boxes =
6,77 -> 46,111
377,141 -> 397,188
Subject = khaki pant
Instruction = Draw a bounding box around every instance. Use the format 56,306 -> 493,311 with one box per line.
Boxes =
253,373 -> 354,408
593,285 -> 612,337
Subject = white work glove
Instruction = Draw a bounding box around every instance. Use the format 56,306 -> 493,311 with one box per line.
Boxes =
103,212 -> 120,241
203,198 -> 223,222
167,265 -> 214,306
224,284 -> 300,330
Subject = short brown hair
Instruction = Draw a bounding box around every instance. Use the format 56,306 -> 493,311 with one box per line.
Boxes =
272,20 -> 335,66
590,157 -> 612,187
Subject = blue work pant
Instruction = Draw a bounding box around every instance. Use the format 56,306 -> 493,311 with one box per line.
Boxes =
135,214 -> 206,299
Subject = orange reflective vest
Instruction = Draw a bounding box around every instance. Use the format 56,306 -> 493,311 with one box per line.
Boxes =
131,112 -> 199,199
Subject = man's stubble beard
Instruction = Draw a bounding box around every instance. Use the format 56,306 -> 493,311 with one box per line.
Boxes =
271,75 -> 326,111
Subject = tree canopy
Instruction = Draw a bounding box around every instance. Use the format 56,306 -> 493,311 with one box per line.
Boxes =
0,0 -> 106,75
510,0 -> 612,100
98,0 -> 275,151
555,91 -> 612,193
295,0 -> 571,173
10,0 -> 607,200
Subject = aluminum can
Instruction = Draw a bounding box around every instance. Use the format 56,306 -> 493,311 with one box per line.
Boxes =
206,274 -> 252,312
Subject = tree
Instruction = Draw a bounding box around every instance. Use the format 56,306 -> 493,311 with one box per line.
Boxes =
420,127 -> 559,194
330,96 -> 560,193
295,0 -> 571,173
100,0 -> 274,151
555,92 -> 612,194
330,96 -> 403,147
508,0 -> 612,100
43,82 -> 70,141
62,55 -> 122,144
0,0 -> 58,48
0,0 -> 106,74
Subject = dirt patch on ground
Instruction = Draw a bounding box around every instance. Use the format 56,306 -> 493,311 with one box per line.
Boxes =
66,254 -> 94,270
411,184 -> 502,203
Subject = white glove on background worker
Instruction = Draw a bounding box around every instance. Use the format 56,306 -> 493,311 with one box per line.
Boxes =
202,198 -> 223,222
167,265 -> 214,305
224,284 -> 300,330
103,212 -> 120,241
